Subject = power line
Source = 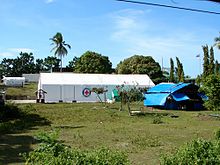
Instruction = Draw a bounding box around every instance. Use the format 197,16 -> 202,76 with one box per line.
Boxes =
116,0 -> 220,15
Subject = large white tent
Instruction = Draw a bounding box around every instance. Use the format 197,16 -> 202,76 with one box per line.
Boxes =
37,73 -> 155,103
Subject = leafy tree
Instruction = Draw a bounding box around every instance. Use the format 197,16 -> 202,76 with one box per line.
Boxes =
0,52 -> 35,76
169,58 -> 175,82
43,56 -> 60,72
215,60 -> 220,75
175,57 -> 184,82
50,32 -> 71,72
35,59 -> 44,73
214,32 -> 220,49
73,51 -> 113,73
18,52 -> 35,74
209,46 -> 215,75
200,74 -> 220,111
202,45 -> 209,77
66,56 -> 79,69
116,55 -> 164,84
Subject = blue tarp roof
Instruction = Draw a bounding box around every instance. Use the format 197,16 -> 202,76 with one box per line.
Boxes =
144,93 -> 170,106
147,83 -> 191,94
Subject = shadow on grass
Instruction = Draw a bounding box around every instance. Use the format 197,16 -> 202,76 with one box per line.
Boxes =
0,104 -> 51,164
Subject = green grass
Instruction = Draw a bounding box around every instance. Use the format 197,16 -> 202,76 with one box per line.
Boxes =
0,102 -> 220,165
2,83 -> 37,100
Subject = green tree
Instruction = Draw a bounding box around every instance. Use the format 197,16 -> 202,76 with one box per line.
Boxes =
0,52 -> 35,76
35,59 -> 44,73
209,46 -> 215,75
43,56 -> 60,72
50,32 -> 71,72
215,60 -> 220,75
175,57 -> 184,82
202,45 -> 209,77
116,55 -> 164,84
73,51 -> 113,73
18,52 -> 35,74
214,32 -> 220,49
169,58 -> 175,82
200,74 -> 220,111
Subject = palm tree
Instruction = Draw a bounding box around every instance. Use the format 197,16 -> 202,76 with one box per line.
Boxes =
50,32 -> 71,72
214,33 -> 220,50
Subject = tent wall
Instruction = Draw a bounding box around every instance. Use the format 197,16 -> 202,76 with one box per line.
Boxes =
38,73 -> 155,103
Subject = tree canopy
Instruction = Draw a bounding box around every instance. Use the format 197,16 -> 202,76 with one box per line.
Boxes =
116,55 -> 164,84
73,51 -> 113,73
50,32 -> 71,72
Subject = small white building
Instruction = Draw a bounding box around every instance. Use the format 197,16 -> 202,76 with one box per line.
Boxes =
2,76 -> 25,87
22,74 -> 40,83
37,73 -> 155,103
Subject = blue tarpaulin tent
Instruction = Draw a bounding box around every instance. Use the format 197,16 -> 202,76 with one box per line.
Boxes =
144,83 -> 206,110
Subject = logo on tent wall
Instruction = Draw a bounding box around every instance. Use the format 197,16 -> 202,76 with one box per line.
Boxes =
82,88 -> 91,97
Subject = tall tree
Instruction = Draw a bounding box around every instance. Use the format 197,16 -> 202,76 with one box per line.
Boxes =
214,32 -> 220,49
169,58 -> 175,82
215,60 -> 220,75
50,32 -> 71,72
202,45 -> 210,77
73,51 -> 113,73
116,55 -> 164,84
175,57 -> 184,82
209,46 -> 215,75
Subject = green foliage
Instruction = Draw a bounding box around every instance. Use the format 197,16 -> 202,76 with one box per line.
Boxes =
152,115 -> 163,124
73,51 -> 113,73
175,57 -> 184,82
215,129 -> 220,140
161,138 -> 220,165
50,32 -> 71,72
203,45 -> 210,77
23,131 -> 130,165
169,58 -> 175,82
200,74 -> 220,111
116,55 -> 164,84
209,46 -> 215,75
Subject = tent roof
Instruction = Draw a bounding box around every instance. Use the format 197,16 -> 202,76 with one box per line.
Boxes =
147,83 -> 192,93
39,73 -> 155,86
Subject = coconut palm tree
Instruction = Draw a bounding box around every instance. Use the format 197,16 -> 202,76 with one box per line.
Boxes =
50,32 -> 71,72
214,33 -> 220,50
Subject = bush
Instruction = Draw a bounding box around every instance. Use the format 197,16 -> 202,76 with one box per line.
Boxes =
152,115 -> 163,124
22,131 -> 130,165
161,138 -> 220,165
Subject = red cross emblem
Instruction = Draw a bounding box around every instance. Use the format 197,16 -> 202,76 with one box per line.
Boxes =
82,88 -> 91,97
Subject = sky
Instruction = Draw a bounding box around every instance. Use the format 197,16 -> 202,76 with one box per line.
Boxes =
0,0 -> 220,78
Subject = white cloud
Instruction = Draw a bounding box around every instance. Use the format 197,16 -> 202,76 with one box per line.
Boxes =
9,48 -> 34,53
0,52 -> 15,57
45,0 -> 55,4
109,9 -> 205,77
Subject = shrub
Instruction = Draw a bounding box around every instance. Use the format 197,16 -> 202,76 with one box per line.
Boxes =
152,115 -> 163,124
22,131 -> 130,165
161,138 -> 220,165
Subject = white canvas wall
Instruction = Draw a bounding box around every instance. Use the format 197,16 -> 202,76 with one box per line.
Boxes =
38,73 -> 155,103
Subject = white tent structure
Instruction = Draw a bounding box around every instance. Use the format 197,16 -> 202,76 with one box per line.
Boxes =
2,76 -> 25,87
37,73 -> 155,103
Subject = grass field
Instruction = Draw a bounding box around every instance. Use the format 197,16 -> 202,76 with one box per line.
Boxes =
0,83 -> 37,100
0,102 -> 220,165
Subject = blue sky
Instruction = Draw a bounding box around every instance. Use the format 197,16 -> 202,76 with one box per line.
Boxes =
0,0 -> 220,78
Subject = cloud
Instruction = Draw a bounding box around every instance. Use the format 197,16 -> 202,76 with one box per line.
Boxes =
45,0 -> 55,4
9,48 -> 34,53
0,52 -> 15,57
